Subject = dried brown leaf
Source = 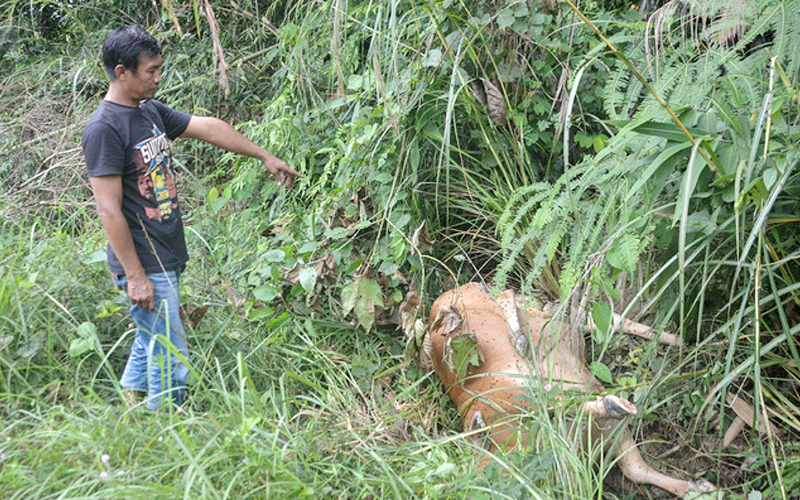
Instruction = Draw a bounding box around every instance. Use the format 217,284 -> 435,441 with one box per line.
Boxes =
480,77 -> 507,126
392,270 -> 409,286
180,303 -> 210,328
472,79 -> 487,106
202,0 -> 230,97
399,290 -> 420,338
430,305 -> 462,337
282,263 -> 301,285
419,329 -> 434,370
315,253 -> 336,277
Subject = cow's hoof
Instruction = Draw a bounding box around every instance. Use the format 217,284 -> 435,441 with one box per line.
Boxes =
603,395 -> 637,418
692,479 -> 717,493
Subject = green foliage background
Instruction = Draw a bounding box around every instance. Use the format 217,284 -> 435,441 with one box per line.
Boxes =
1,0 -> 799,498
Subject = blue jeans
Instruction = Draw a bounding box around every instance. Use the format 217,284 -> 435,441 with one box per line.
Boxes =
113,270 -> 189,411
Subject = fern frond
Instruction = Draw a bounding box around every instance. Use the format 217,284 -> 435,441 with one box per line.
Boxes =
604,58 -> 634,120
519,214 -> 570,295
771,1 -> 800,83
497,182 -> 549,248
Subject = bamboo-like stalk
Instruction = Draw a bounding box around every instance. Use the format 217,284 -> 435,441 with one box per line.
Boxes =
202,0 -> 230,97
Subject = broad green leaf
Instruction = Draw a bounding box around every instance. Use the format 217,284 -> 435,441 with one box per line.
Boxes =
408,141 -> 420,171
393,213 -> 411,229
589,361 -> 613,384
69,337 -> 94,358
15,332 -> 44,359
574,131 -> 594,148
248,307 -> 274,321
346,74 -> 363,91
591,302 -> 612,336
325,227 -> 349,240
253,284 -> 277,303
431,462 -> 457,479
76,321 -> 97,339
763,167 -> 778,190
297,241 -> 320,254
263,249 -> 286,263
83,250 -> 107,265
209,195 -> 228,215
422,49 -> 443,68
70,322 -> 97,358
206,186 -> 219,204
592,134 -> 608,153
449,333 -> 485,380
374,172 -> 393,183
342,281 -> 358,316
341,277 -> 384,331
299,267 -> 318,293
684,211 -> 711,234
497,10 -> 514,29
342,282 -> 358,316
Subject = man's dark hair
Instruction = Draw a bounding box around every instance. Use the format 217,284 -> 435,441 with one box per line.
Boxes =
102,25 -> 161,81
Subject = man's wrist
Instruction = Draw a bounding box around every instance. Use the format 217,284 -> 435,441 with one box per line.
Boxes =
259,151 -> 276,164
123,265 -> 147,281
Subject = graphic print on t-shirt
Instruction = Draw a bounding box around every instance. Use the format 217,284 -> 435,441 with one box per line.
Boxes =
134,124 -> 178,223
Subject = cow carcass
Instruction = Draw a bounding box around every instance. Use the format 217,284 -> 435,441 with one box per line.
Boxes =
426,282 -> 716,497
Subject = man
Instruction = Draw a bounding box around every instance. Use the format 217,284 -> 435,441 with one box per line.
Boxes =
82,25 -> 301,411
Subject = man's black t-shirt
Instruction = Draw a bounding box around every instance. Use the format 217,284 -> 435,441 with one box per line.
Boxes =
82,99 -> 192,276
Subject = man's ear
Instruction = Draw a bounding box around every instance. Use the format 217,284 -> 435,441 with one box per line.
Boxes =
114,64 -> 128,80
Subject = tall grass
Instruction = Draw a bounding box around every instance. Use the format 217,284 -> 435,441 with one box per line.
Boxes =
0,209 -> 484,499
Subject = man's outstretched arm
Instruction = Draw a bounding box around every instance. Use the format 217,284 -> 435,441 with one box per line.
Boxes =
181,116 -> 302,187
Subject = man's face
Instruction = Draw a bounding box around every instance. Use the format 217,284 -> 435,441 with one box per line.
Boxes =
119,53 -> 162,101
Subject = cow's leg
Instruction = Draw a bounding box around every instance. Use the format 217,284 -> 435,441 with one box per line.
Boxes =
615,434 -> 717,497
584,397 -> 717,497
614,314 -> 683,347
585,314 -> 683,347
584,395 -> 637,419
